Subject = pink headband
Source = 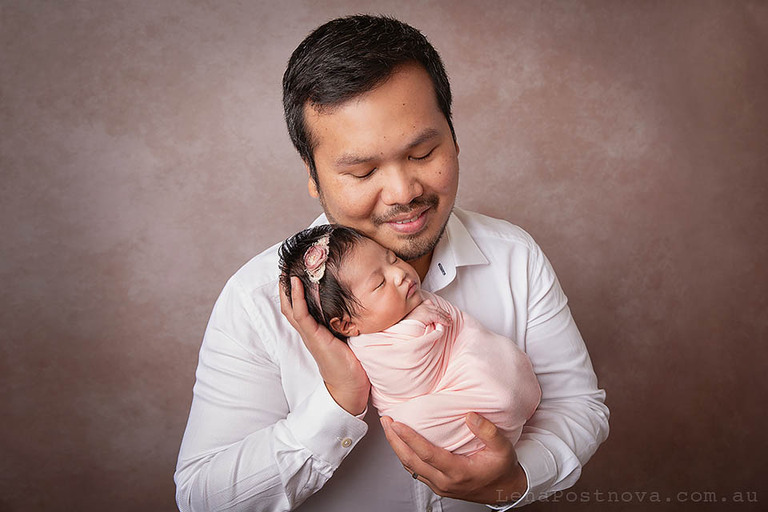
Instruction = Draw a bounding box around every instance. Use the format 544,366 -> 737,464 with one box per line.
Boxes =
303,234 -> 330,320
304,234 -> 330,283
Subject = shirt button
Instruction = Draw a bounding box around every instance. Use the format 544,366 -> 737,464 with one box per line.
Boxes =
426,505 -> 433,512
341,437 -> 353,448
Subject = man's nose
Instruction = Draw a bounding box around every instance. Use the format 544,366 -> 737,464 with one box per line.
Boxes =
381,166 -> 423,205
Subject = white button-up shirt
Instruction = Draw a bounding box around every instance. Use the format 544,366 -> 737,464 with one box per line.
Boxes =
175,208 -> 609,511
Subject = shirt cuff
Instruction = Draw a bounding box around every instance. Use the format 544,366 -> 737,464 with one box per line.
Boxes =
509,438 -> 558,507
285,381 -> 368,468
483,460 -> 532,511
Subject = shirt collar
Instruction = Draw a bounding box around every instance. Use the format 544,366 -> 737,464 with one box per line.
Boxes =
308,208 -> 488,293
310,212 -> 329,227
422,208 -> 489,293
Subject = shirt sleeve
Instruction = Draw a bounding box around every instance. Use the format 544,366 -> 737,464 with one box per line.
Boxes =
174,278 -> 368,512
511,242 -> 610,507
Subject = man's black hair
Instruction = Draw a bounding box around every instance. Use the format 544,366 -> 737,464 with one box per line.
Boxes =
282,14 -> 455,185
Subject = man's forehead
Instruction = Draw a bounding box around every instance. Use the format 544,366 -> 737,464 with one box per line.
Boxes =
303,64 -> 443,153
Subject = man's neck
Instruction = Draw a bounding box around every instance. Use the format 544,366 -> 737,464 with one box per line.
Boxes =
409,251 -> 433,282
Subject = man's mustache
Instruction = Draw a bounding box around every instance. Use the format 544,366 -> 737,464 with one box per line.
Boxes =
373,196 -> 439,225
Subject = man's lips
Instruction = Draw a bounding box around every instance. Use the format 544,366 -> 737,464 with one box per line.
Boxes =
383,207 -> 430,234
385,205 -> 429,224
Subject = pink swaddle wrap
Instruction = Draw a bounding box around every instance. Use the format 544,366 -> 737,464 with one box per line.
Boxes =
348,292 -> 541,455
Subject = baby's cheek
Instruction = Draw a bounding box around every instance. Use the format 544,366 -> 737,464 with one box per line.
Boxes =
385,300 -> 409,325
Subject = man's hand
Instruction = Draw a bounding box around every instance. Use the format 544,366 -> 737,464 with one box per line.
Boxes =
280,276 -> 370,415
380,412 -> 527,506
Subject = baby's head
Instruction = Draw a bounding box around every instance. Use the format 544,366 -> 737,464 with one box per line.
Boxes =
279,225 -> 424,339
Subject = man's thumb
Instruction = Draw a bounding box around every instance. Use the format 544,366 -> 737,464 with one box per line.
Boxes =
466,412 -> 505,450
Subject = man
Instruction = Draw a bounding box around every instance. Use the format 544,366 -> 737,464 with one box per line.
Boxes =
175,15 -> 608,512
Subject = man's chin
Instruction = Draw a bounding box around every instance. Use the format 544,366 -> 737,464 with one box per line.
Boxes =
394,238 -> 437,262
392,222 -> 449,262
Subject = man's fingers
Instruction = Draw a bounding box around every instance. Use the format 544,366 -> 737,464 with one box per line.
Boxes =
288,277 -> 322,333
278,276 -> 293,317
280,277 -> 329,351
465,412 -> 508,453
380,416 -> 411,458
288,277 -> 308,317
381,417 -> 424,474
381,416 -> 451,482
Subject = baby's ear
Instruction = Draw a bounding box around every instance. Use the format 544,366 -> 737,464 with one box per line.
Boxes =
329,316 -> 359,337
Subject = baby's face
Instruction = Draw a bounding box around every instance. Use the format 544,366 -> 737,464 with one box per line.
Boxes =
339,238 -> 424,335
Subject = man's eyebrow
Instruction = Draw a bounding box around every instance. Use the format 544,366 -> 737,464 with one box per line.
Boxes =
405,128 -> 440,150
334,128 -> 441,168
335,153 -> 375,167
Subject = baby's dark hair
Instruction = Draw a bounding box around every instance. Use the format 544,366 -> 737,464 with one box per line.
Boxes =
279,225 -> 365,339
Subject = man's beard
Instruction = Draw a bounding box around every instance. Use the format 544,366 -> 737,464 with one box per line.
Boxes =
392,221 -> 449,261
372,195 -> 444,260
320,193 -> 451,262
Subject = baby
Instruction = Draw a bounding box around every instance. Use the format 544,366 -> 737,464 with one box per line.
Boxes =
279,225 -> 541,455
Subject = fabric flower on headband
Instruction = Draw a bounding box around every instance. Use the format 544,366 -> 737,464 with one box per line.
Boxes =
304,234 -> 330,283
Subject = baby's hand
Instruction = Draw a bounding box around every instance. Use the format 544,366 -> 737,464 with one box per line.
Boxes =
405,299 -> 452,327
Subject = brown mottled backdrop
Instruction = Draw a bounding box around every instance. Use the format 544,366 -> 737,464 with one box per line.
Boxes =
1,1 -> 766,511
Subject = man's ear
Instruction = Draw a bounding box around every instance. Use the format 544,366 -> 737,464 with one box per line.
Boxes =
329,316 -> 360,337
304,161 -> 320,199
